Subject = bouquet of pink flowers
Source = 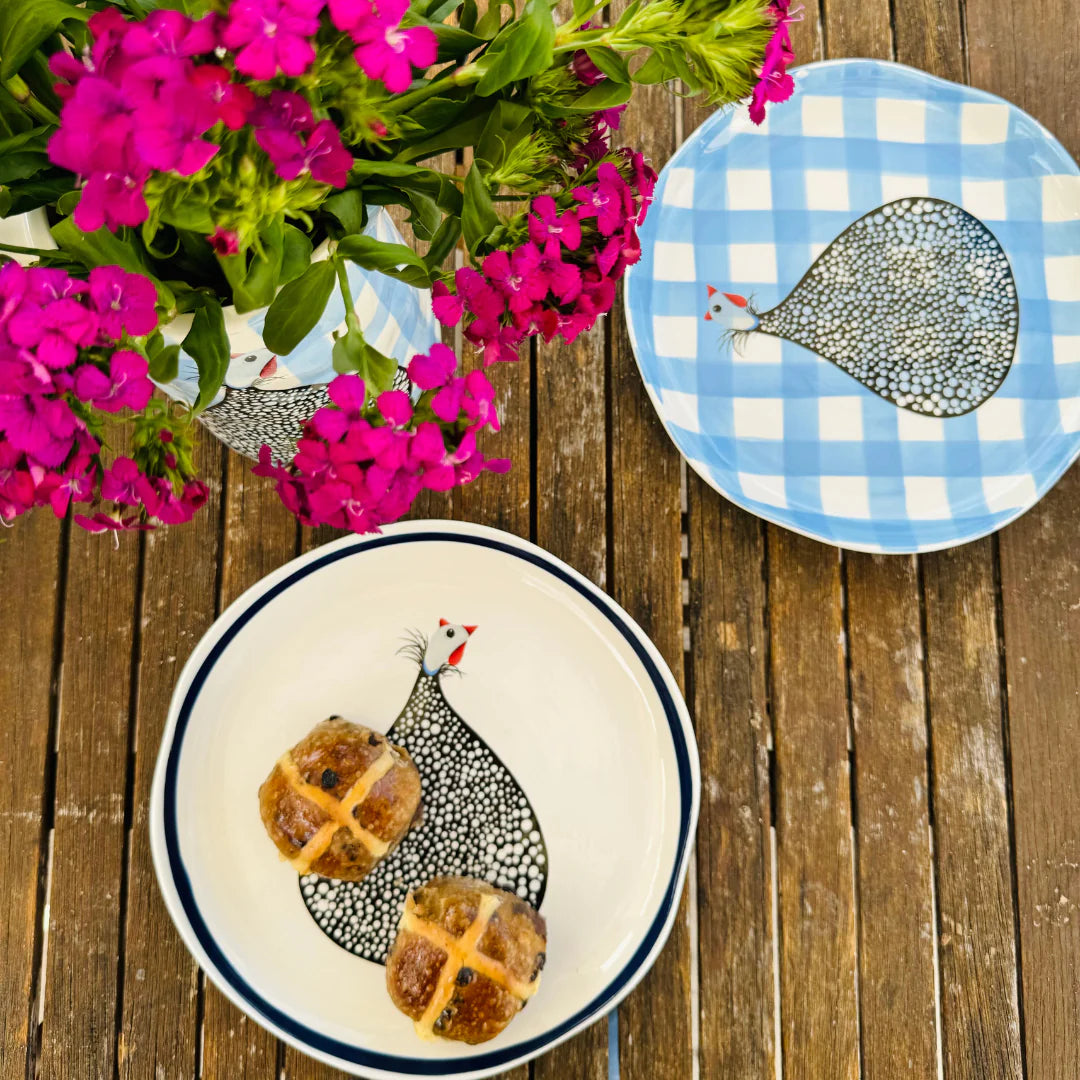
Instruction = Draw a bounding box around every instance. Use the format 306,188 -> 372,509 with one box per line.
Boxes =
0,0 -> 794,533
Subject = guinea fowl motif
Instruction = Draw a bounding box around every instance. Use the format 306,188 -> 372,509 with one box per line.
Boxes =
704,198 -> 1019,417
299,621 -> 548,963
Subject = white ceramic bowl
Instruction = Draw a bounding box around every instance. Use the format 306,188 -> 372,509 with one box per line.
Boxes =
150,520 -> 698,1079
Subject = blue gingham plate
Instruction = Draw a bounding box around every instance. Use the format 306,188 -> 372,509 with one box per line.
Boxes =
625,59 -> 1080,552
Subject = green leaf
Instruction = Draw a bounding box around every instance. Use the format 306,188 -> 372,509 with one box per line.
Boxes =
181,298 -> 229,414
474,0 -> 555,96
0,0 -> 90,80
2,173 -> 72,215
476,100 -> 531,169
331,321 -> 398,393
584,47 -> 631,83
335,233 -> 432,285
572,79 -> 633,111
573,0 -> 595,19
461,163 -> 498,251
56,188 -> 80,216
232,219 -> 283,313
322,188 -> 366,235
474,0 -> 512,39
0,187 -> 10,217
50,216 -> 175,308
148,343 -> 181,384
261,258 -> 336,356
280,223 -> 313,286
424,214 -> 462,271
425,20 -> 487,62
632,49 -> 669,86
401,104 -> 492,162
0,150 -> 47,184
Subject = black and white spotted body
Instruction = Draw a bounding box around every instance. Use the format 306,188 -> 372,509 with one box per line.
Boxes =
706,198 -> 1019,417
298,623 -> 548,963
198,366 -> 413,464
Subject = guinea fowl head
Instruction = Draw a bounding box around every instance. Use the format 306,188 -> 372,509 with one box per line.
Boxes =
422,620 -> 478,674
703,286 -> 759,332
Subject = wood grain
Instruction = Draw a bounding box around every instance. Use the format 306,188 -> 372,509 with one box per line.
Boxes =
768,530 -> 858,1080
921,542 -> 1023,1079
38,523 -> 141,1078
845,554 -> 937,1077
963,4 -> 1080,1074
118,426 -> 224,1080
0,512 -> 62,1079
532,315 -> 608,1080
608,59 -> 692,1080
201,449 -> 299,1079
686,485 -> 774,1080
999,475 -> 1080,1079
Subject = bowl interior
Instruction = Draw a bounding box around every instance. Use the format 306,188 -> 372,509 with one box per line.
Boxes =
165,534 -> 689,1070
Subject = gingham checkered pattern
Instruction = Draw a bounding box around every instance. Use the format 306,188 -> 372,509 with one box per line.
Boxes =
162,207 -> 440,406
624,59 -> 1080,553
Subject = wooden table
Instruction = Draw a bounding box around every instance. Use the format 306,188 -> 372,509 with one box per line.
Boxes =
3,2 -> 1079,1077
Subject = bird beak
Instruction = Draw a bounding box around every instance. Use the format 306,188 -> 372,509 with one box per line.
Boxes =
464,625 -> 478,636
703,311 -> 712,321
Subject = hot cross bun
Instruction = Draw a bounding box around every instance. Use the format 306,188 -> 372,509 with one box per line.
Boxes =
258,716 -> 421,882
386,876 -> 547,1044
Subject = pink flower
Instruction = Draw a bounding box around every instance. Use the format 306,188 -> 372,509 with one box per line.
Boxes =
328,0 -> 376,32
528,195 -> 582,251
73,350 -> 153,413
6,298 -> 99,369
221,0 -> 322,80
134,76 -> 220,175
100,456 -> 144,505
377,389 -> 412,427
431,281 -> 463,327
749,0 -> 796,125
536,241 -> 582,303
0,443 -> 38,520
209,227 -> 241,256
407,342 -> 458,389
190,65 -> 257,130
350,0 -> 437,94
0,394 -> 79,467
570,50 -> 605,87
38,454 -> 97,517
327,374 -> 367,415
74,510 -> 145,533
252,88 -> 314,133
573,163 -> 632,236
75,166 -> 150,234
88,266 -> 158,339
259,119 -> 352,186
482,245 -> 547,313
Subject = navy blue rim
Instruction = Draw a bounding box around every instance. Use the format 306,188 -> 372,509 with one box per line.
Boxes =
163,531 -> 695,1074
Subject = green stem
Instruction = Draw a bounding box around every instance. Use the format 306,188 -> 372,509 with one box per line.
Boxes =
382,63 -> 482,114
333,254 -> 355,325
2,75 -> 61,126
0,241 -> 54,257
555,2 -> 609,39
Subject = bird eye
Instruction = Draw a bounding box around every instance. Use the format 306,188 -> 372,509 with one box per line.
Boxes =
712,305 -> 721,312
245,354 -> 258,362
446,628 -> 455,638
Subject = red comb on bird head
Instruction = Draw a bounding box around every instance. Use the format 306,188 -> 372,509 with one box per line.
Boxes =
707,285 -> 717,297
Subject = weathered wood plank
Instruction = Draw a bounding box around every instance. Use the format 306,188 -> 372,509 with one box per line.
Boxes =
118,426 -> 224,1079
965,3 -> 1080,1073
921,541 -> 1023,1078
998,474 -> 1080,1080
38,524 -> 141,1077
890,5 -> 1026,1078
0,512 -> 63,1079
201,449 -> 298,1078
767,530 -> 859,1080
845,553 -> 937,1077
686,483 -> 774,1079
608,62 -> 692,1080
532,313 -> 608,1080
